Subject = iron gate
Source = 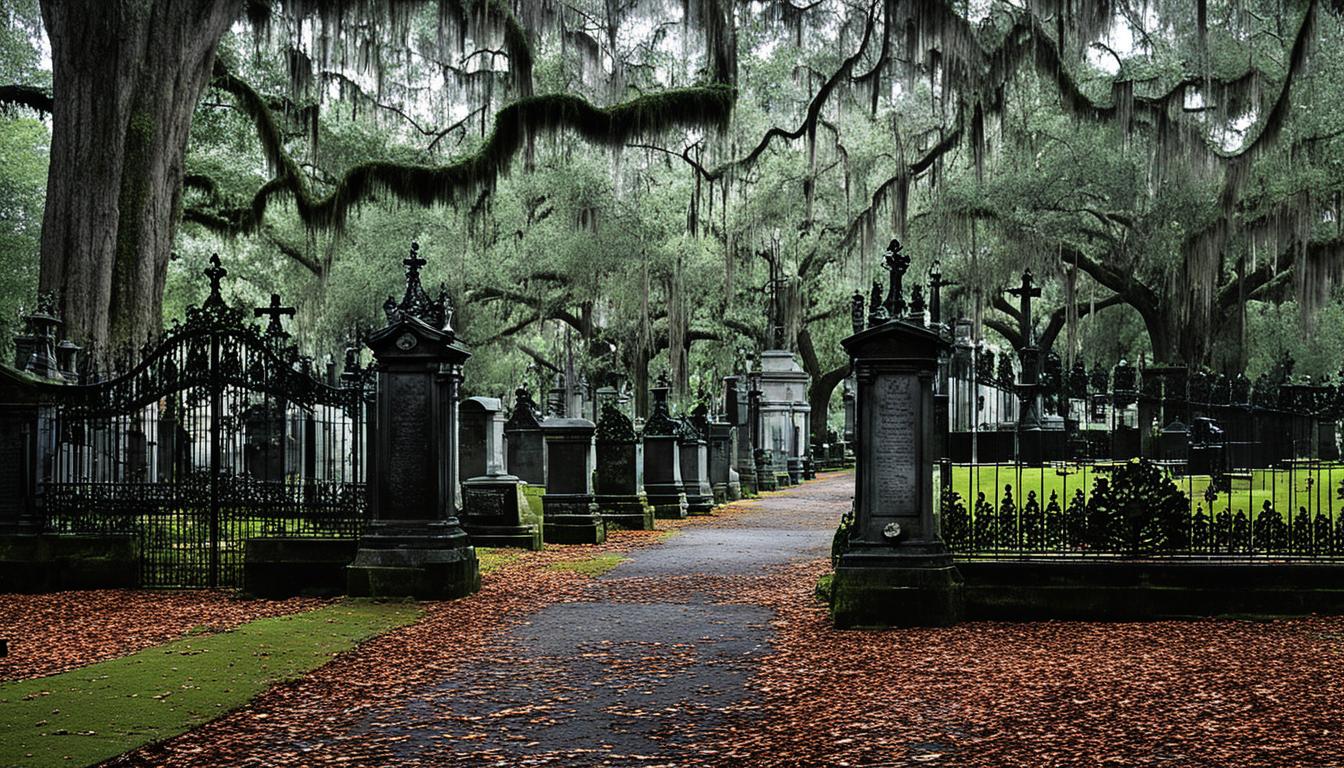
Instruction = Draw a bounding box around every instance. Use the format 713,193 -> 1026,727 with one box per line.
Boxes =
40,257 -> 369,587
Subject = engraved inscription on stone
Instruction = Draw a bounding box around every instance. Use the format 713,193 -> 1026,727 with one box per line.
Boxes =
387,374 -> 433,517
465,488 -> 506,521
872,375 -> 917,516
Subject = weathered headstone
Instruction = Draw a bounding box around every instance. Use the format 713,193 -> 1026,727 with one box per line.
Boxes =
459,396 -> 503,482
757,350 -> 810,488
594,402 -> 654,530
460,396 -> 541,549
831,242 -> 962,628
541,418 -> 606,544
707,419 -> 738,502
347,243 -> 480,599
680,410 -> 715,515
642,376 -> 688,519
725,375 -> 756,496
504,387 -> 546,486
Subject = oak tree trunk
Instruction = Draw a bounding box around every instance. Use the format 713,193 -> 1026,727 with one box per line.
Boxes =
38,0 -> 238,360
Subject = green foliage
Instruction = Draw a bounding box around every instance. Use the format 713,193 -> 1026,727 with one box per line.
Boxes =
0,116 -> 47,360
0,601 -> 419,768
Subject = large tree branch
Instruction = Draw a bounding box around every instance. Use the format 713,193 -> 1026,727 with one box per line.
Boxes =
0,84 -> 53,114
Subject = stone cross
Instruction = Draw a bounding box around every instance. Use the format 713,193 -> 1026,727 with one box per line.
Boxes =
882,239 -> 910,320
928,261 -> 956,326
254,293 -> 296,339
204,253 -> 227,305
1006,269 -> 1041,348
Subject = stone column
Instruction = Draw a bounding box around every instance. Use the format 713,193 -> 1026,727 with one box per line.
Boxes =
541,418 -> 606,544
831,310 -> 962,628
594,402 -> 654,530
642,377 -> 688,519
347,243 -> 480,599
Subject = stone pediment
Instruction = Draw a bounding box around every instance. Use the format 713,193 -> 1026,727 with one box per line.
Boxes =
841,317 -> 946,364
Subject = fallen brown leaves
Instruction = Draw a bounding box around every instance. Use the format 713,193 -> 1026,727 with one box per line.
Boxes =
0,590 -> 327,682
697,556 -> 1344,767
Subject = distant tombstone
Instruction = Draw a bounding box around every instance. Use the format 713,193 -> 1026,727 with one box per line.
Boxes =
680,409 -> 714,514
725,375 -> 756,496
541,418 -> 606,544
347,243 -> 480,600
459,397 -> 503,482
594,402 -> 654,530
243,403 -> 286,482
758,350 -> 810,488
504,387 -> 546,486
707,419 -> 739,502
830,248 -> 962,628
460,396 -> 540,550
642,376 -> 688,519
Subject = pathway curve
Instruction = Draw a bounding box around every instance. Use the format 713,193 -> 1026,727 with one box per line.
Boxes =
360,473 -> 847,765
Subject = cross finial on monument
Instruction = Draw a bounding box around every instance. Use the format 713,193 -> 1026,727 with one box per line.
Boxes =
1006,268 -> 1042,348
928,260 -> 957,326
254,293 -> 297,338
204,253 -> 227,305
882,239 -> 909,320
404,241 -> 427,275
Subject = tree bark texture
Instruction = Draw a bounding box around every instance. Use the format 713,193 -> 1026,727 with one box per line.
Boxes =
38,0 -> 239,360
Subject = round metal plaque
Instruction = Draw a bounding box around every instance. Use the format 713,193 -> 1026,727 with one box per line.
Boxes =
882,522 -> 902,541
396,333 -> 418,350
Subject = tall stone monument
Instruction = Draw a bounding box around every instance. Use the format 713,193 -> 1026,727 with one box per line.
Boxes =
594,402 -> 654,530
347,243 -> 480,599
831,239 -> 962,628
504,387 -> 546,486
541,417 -> 606,544
642,375 -> 688,519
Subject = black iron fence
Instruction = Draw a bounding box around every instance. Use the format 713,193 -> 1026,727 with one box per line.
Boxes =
940,457 -> 1344,560
20,258 -> 371,587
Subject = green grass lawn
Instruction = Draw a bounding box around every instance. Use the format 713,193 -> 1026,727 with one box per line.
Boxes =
947,462 -> 1344,519
0,600 -> 420,768
546,553 -> 627,576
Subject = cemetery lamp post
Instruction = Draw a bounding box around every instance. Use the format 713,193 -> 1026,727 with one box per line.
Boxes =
346,243 -> 480,600
831,248 -> 963,628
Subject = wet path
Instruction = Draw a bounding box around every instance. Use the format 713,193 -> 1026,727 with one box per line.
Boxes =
359,473 -> 849,765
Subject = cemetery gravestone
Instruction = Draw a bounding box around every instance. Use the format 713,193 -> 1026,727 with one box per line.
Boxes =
460,396 -> 541,550
504,388 -> 546,486
643,377 -> 688,519
347,243 -> 480,600
594,402 -> 654,530
725,375 -> 756,496
541,418 -> 606,544
831,242 -> 963,628
707,419 -> 738,503
680,409 -> 715,515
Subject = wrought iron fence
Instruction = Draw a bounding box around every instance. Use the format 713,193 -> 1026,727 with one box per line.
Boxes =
37,257 -> 371,587
940,458 -> 1344,560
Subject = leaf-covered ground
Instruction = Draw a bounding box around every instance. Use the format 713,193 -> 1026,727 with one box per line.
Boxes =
0,591 -> 327,682
18,474 -> 1344,766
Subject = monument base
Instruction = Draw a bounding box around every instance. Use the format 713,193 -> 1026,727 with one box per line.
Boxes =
646,486 -> 688,519
757,472 -> 778,492
775,471 -> 792,488
830,548 -> 964,628
542,494 -> 607,544
685,486 -> 715,515
726,480 -> 742,501
596,494 -> 655,531
461,475 -> 543,550
711,483 -> 728,505
346,520 -> 480,600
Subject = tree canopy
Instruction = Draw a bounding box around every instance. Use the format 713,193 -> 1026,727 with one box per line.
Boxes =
5,0 -> 1344,423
